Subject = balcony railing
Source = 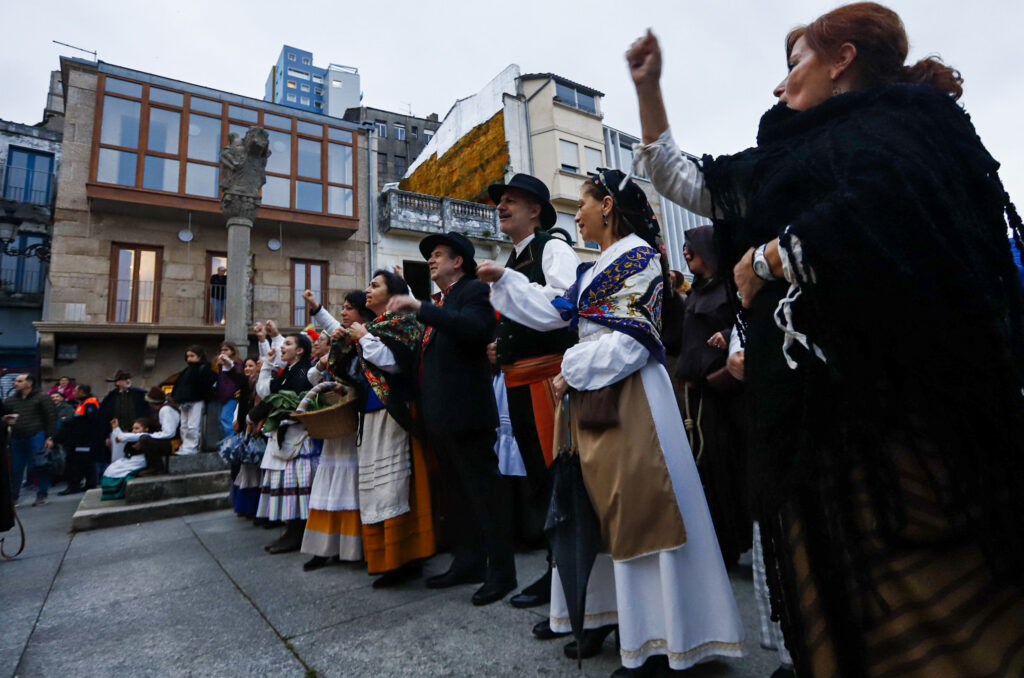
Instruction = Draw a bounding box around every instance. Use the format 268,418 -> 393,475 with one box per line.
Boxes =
379,188 -> 509,242
0,163 -> 55,206
0,266 -> 46,296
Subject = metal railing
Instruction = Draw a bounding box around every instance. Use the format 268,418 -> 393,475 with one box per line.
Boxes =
379,188 -> 508,242
0,163 -> 55,206
0,266 -> 45,296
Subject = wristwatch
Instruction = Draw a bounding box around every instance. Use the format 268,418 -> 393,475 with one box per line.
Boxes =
752,244 -> 777,281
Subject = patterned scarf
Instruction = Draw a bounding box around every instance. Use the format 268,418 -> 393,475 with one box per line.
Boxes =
357,311 -> 423,404
551,243 -> 665,365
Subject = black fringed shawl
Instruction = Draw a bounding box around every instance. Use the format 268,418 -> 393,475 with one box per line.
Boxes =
702,82 -> 1024,662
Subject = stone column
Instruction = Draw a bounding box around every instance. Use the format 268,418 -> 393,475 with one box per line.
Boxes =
225,216 -> 252,346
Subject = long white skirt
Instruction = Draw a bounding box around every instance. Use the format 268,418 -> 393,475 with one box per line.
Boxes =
308,433 -> 359,512
549,360 -> 745,670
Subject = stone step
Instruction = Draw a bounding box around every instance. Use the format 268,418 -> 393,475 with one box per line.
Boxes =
124,470 -> 231,504
71,489 -> 231,532
167,452 -> 228,475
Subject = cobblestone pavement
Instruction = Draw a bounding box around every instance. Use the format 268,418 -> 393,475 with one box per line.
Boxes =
2,493 -> 781,677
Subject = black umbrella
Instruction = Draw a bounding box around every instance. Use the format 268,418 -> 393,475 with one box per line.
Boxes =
544,395 -> 603,668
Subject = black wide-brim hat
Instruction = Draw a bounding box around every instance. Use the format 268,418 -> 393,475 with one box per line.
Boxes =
487,173 -> 557,230
419,232 -> 478,278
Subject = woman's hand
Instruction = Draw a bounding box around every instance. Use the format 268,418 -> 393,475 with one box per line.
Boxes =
265,319 -> 278,337
317,356 -> 329,372
726,351 -> 745,381
626,30 -> 662,88
302,289 -> 319,310
330,327 -> 347,342
264,347 -> 276,362
552,373 -> 569,401
475,261 -> 505,284
253,321 -> 265,342
348,323 -> 368,341
707,331 -> 727,350
733,247 -> 766,309
110,418 -> 119,430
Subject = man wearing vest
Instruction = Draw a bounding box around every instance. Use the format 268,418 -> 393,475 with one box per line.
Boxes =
486,174 -> 580,629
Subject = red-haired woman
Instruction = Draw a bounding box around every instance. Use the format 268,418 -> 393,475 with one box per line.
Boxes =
629,4 -> 1024,676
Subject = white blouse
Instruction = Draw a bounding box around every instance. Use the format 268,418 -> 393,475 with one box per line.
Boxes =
490,233 -> 656,392
634,128 -> 714,218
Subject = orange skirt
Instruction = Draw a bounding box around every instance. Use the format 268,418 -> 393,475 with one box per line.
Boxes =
503,354 -> 562,467
302,508 -> 363,560
361,434 -> 436,574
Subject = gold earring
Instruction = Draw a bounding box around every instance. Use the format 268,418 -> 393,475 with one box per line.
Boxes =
832,82 -> 842,96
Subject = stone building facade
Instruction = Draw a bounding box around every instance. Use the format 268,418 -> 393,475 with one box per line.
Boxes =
36,58 -> 371,391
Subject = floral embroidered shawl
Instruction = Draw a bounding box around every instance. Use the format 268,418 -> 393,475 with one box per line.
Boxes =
357,310 -> 422,405
551,244 -> 666,365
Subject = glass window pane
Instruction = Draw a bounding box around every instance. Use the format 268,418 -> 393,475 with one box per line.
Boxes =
115,249 -> 134,322
137,250 -> 157,322
264,113 -> 290,130
309,264 -> 322,296
101,96 -> 140,148
105,78 -> 142,97
190,97 -> 222,115
185,162 -> 218,197
97,148 -> 137,186
619,145 -> 634,175
143,156 -> 179,192
262,175 -> 290,207
576,92 -> 597,114
297,121 -> 322,137
297,139 -> 320,179
585,147 -> 603,173
187,114 -> 221,162
149,87 -> 183,106
327,186 -> 353,216
296,180 -> 322,211
559,140 -> 579,171
147,108 -> 180,153
328,127 -> 353,143
266,130 -> 291,175
229,123 -> 247,140
228,105 -> 258,122
555,82 -> 576,106
327,143 -> 352,185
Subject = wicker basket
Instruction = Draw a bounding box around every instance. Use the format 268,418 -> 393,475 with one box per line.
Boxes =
291,387 -> 359,439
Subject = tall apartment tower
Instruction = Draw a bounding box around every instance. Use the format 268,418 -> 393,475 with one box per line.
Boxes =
264,45 -> 360,115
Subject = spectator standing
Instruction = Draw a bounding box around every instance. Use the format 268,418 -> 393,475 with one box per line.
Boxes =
56,384 -> 103,495
171,346 -> 215,455
214,342 -> 246,440
5,374 -> 56,506
47,376 -> 76,402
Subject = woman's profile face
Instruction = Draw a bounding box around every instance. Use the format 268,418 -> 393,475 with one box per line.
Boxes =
683,245 -> 707,278
340,300 -> 360,328
243,359 -> 258,377
280,336 -> 299,364
575,188 -> 607,245
364,275 -> 391,313
185,351 -> 199,364
773,36 -> 834,111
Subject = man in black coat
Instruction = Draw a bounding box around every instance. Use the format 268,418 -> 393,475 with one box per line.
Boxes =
98,370 -> 149,473
388,232 -> 516,606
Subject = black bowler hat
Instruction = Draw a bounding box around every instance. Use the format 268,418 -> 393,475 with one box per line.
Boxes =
487,174 -> 557,230
419,232 -> 478,278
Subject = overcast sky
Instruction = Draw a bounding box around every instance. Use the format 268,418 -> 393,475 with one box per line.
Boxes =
4,0 -> 1022,200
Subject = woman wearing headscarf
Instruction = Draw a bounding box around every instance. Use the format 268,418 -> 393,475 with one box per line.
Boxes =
629,4 -> 1024,675
299,290 -> 372,572
255,331 -> 319,554
478,170 -> 743,677
674,225 -> 751,568
343,269 -> 435,588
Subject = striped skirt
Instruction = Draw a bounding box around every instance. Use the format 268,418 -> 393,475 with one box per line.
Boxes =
769,437 -> 1024,677
256,456 -> 318,522
301,508 -> 363,560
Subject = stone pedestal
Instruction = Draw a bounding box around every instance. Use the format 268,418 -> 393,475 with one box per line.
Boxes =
225,216 -> 252,346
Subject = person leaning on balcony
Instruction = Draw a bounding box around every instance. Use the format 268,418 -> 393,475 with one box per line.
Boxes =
486,174 -> 580,620
170,347 -> 216,456
210,265 -> 227,325
387,232 -> 517,607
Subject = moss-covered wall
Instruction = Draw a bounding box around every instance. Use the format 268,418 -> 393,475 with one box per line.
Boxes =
400,110 -> 509,203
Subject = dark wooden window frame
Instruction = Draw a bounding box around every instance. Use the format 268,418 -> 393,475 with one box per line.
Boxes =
290,257 -> 328,326
106,242 -> 164,323
90,74 -> 358,220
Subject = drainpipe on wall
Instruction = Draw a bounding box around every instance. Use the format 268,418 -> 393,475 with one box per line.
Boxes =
361,121 -> 377,277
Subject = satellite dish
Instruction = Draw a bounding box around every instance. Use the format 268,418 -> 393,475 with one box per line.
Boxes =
177,229 -> 194,243
267,238 -> 282,251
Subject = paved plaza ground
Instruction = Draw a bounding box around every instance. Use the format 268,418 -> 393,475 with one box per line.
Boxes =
2,493 -> 780,677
